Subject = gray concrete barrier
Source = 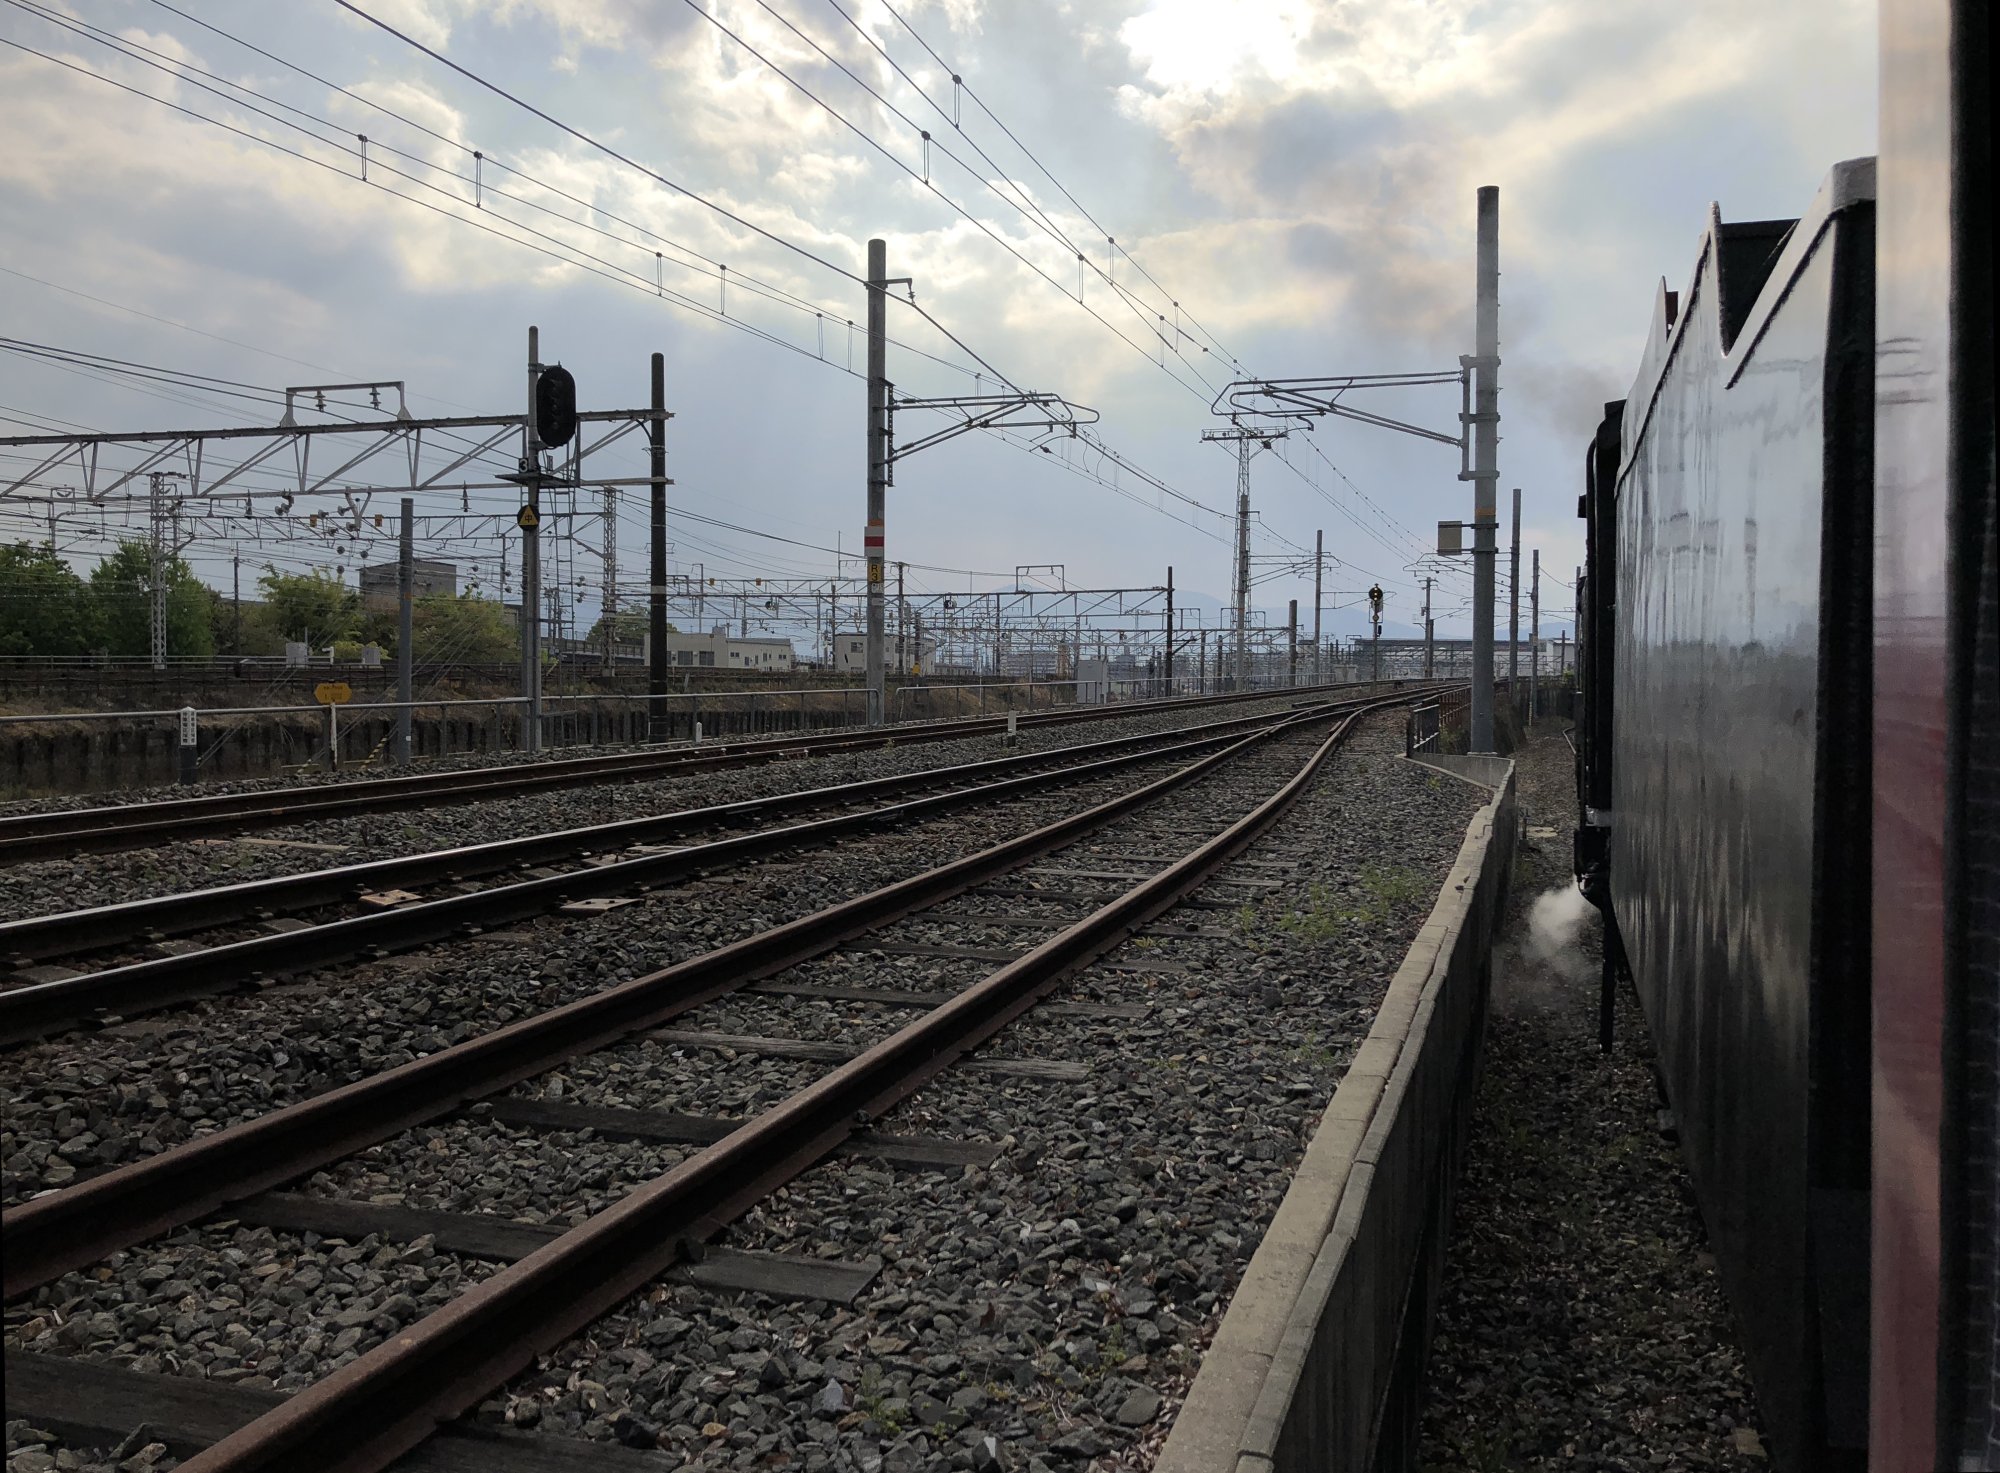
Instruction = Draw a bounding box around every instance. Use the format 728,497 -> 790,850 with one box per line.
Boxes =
1158,759 -> 1517,1473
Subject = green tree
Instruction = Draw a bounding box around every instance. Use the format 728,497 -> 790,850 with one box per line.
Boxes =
582,610 -> 672,646
0,542 -> 98,656
88,541 -> 215,660
257,568 -> 360,647
414,591 -> 518,663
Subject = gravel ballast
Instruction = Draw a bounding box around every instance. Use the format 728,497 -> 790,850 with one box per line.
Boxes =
5,709 -> 1485,1472
0,696 -> 1339,917
1414,727 -> 1766,1471
0,753 -> 1177,1204
452,715 -> 1482,1470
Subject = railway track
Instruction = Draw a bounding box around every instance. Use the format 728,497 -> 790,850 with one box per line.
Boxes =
1,695 -> 1415,1471
0,682 -> 1406,864
0,692 -> 1437,1046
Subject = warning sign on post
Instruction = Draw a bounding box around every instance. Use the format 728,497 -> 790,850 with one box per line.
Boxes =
516,505 -> 540,529
314,681 -> 352,705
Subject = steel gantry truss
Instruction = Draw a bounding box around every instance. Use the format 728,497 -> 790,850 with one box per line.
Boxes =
2,382 -> 669,731
0,404 -> 665,516
644,575 -> 1168,682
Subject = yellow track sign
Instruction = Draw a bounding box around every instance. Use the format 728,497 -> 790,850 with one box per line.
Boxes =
314,681 -> 352,705
516,504 -> 540,529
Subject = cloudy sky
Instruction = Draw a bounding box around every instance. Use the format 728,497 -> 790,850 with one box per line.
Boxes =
0,0 -> 1876,646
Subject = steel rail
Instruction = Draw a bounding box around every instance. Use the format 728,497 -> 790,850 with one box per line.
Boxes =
175,701 -> 1379,1473
0,700 -> 1330,967
0,706 -> 1322,1047
2,698 -> 1376,1298
0,681 -> 1396,863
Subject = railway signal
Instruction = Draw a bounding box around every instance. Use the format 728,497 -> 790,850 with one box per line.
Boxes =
534,363 -> 577,448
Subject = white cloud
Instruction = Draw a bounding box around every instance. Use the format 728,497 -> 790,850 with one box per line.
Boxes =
0,0 -> 1876,633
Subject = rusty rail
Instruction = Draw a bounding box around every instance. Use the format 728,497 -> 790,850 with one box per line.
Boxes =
173,703 -> 1379,1473
3,699 -> 1400,1299
0,681 -> 1415,863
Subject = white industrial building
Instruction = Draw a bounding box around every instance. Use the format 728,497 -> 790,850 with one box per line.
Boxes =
642,627 -> 797,672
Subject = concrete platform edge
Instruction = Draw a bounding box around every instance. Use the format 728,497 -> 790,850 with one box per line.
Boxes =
1156,764 -> 1518,1473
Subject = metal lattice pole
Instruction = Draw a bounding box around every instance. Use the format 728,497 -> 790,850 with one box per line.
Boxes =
395,497 -> 414,764
1509,484 -> 1521,719
1312,529 -> 1324,685
601,484 -> 618,670
1530,549 -> 1540,725
1232,438 -> 1252,691
147,472 -> 171,670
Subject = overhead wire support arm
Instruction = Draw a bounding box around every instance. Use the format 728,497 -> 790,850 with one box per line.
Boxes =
1213,369 -> 1471,473
887,392 -> 1097,463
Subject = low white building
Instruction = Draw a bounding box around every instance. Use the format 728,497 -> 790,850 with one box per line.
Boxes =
643,626 -> 797,672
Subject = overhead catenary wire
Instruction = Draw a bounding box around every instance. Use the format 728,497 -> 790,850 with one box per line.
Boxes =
5,12 -> 1242,547
45,0 -> 998,391
778,0 -> 1228,397
4,9 -> 1393,606
665,0 -> 1220,405
870,0 -> 1253,374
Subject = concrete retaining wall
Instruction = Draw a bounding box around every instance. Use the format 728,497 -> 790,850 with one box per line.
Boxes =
1157,761 -> 1517,1473
1404,752 -> 1512,790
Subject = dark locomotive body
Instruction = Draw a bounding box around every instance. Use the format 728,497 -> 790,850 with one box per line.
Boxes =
1575,161 -> 1877,1472
1574,4 -> 1996,1458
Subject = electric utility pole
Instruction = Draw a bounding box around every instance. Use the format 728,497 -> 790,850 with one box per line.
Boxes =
1469,187 -> 1501,751
859,238 -> 1088,720
1312,528 -> 1324,686
1369,584 -> 1384,684
865,239 -> 890,725
1287,599 -> 1299,687
648,352 -> 670,741
395,497 -> 413,764
506,326 -> 580,753
1423,576 -> 1435,679
519,327 -> 545,753
1205,191 -> 1498,737
1530,549 -> 1541,725
1508,484 -> 1521,719
1164,566 -> 1175,696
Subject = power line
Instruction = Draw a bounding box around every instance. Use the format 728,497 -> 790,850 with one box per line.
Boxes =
3,15 -> 1242,564
49,0 -> 993,391
672,0 -> 1218,403
785,0 -> 1226,396
327,0 -> 866,289
872,0 -> 1251,375
102,8 -> 1228,536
